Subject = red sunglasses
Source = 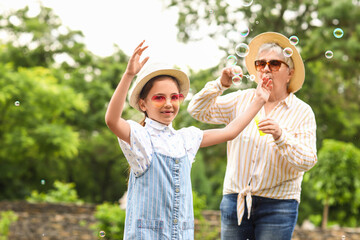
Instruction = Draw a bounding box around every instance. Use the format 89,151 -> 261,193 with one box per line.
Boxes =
150,94 -> 184,108
254,60 -> 289,72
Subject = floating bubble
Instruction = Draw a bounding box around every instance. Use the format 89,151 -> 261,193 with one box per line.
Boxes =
232,65 -> 242,75
249,74 -> 256,82
209,9 -> 214,14
283,47 -> 293,57
239,27 -> 250,37
333,28 -> 344,38
99,231 -> 106,237
232,75 -> 242,86
41,179 -> 45,185
226,55 -> 237,66
325,50 -> 333,59
14,101 -> 20,106
242,0 -> 253,7
289,36 -> 299,45
255,21 -> 259,24
235,43 -> 250,57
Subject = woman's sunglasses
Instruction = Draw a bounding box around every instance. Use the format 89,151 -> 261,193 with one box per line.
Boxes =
254,60 -> 289,72
150,94 -> 184,108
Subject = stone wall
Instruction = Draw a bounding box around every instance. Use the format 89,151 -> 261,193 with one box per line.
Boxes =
0,201 -> 97,240
1,201 -> 360,240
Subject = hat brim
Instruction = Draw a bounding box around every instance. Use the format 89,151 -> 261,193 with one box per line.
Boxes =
129,68 -> 190,112
245,32 -> 305,93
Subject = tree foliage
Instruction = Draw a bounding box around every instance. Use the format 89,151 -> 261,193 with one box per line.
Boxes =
0,64 -> 86,198
0,5 -> 129,203
308,139 -> 360,227
165,0 -> 360,149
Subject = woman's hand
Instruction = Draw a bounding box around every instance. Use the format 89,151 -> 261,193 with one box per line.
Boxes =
220,66 -> 243,88
125,40 -> 149,77
258,117 -> 282,140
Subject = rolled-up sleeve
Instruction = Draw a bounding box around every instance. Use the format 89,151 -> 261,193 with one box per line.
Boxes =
274,108 -> 317,172
187,78 -> 238,125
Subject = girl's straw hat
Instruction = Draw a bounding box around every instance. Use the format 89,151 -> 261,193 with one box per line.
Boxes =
245,32 -> 305,93
128,62 -> 190,112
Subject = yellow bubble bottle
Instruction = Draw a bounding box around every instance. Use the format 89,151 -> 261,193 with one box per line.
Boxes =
254,114 -> 266,136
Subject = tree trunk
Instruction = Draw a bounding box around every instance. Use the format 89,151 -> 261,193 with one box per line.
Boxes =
322,200 -> 329,230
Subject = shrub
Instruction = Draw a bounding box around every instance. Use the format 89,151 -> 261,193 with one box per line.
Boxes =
0,211 -> 18,240
26,180 -> 83,204
91,202 -> 126,239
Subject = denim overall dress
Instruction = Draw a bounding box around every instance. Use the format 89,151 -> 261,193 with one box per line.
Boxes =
123,137 -> 194,239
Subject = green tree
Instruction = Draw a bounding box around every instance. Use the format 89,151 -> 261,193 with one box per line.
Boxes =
309,139 -> 360,228
0,5 -> 131,203
0,64 -> 87,199
165,0 -> 360,148
0,5 -> 86,68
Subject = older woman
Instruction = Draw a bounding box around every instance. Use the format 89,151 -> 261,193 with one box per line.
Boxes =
187,32 -> 317,240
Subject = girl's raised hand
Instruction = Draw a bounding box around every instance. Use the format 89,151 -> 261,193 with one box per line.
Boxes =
125,40 -> 150,76
255,77 -> 273,102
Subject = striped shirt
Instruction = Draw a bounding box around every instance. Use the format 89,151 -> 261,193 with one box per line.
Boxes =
187,78 -> 317,225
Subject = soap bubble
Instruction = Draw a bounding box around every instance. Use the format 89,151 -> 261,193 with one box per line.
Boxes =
226,55 -> 237,66
232,75 -> 242,86
283,47 -> 293,57
240,27 -> 250,37
14,101 -> 20,106
325,50 -> 333,59
289,36 -> 299,45
242,0 -> 253,7
99,231 -> 106,237
235,43 -> 250,57
333,28 -> 344,38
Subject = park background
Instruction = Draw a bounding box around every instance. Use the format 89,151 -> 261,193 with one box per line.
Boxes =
0,0 -> 360,239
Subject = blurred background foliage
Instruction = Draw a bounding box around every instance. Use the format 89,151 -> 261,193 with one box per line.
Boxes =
0,0 -> 359,229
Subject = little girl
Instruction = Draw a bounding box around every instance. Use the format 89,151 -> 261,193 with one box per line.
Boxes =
105,41 -> 272,240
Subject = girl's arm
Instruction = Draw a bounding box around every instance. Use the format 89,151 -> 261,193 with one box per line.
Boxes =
105,41 -> 149,144
200,78 -> 272,148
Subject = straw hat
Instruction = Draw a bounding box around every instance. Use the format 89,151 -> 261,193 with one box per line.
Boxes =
128,62 -> 190,112
245,32 -> 305,93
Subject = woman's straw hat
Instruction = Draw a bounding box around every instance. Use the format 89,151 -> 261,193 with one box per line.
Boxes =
245,32 -> 305,93
128,62 -> 190,112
